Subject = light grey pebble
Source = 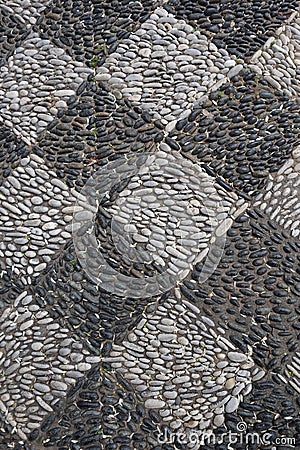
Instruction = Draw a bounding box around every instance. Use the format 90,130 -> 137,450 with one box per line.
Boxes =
34,383 -> 50,393
228,352 -> 247,363
50,380 -> 68,391
20,320 -> 34,331
31,342 -> 43,351
36,396 -> 53,412
145,398 -> 165,409
225,396 -> 239,413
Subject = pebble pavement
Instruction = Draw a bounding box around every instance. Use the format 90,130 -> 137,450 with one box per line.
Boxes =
250,11 -> 300,99
0,0 -> 300,449
97,6 -> 243,131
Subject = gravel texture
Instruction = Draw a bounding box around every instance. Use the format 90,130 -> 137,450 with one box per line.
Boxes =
0,153 -> 74,277
106,293 -> 257,442
0,0 -> 300,449
250,11 -> 300,99
0,32 -> 92,144
168,69 -> 300,197
98,6 -> 243,130
164,0 -> 299,59
254,147 -> 300,237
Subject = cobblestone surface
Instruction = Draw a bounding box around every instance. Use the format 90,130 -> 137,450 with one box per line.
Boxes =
0,0 -> 299,449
